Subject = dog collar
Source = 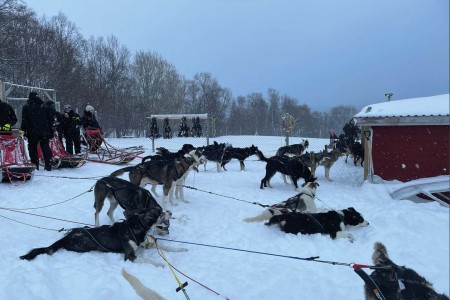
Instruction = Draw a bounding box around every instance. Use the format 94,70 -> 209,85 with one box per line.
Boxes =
301,188 -> 315,198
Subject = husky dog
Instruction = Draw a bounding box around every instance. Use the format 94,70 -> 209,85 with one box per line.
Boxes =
256,150 -> 316,189
302,147 -> 342,181
276,139 -> 309,156
20,208 -> 167,264
243,181 -> 319,222
266,207 -> 369,242
364,242 -> 449,300
199,141 -> 231,172
139,144 -> 195,164
93,176 -> 167,228
346,140 -> 364,166
111,149 -> 204,209
221,144 -> 259,171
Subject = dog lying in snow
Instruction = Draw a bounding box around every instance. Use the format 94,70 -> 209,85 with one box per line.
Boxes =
243,181 -> 320,222
265,207 -> 369,242
364,242 -> 449,300
20,207 -> 169,263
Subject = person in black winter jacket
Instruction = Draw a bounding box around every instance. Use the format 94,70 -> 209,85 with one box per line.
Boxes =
0,97 -> 18,134
81,105 -> 101,130
81,105 -> 102,151
20,92 -> 53,171
61,104 -> 82,154
44,100 -> 65,149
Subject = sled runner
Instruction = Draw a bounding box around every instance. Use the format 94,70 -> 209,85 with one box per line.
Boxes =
0,131 -> 35,182
389,175 -> 450,207
81,129 -> 144,165
38,133 -> 85,169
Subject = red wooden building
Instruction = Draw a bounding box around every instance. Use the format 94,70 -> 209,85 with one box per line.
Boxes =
354,94 -> 449,183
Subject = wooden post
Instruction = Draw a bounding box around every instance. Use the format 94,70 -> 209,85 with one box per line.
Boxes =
310,151 -> 316,176
362,126 -> 370,181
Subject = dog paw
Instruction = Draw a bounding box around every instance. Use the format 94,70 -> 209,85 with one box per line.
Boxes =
347,234 -> 355,243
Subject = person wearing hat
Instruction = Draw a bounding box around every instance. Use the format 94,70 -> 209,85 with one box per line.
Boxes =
61,104 -> 82,155
20,92 -> 53,171
0,97 -> 18,135
81,105 -> 103,151
81,105 -> 101,130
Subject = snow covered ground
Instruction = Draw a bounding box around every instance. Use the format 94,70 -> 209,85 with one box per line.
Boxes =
0,135 -> 448,300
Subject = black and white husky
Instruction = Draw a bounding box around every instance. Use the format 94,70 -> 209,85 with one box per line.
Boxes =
266,207 -> 369,242
243,181 -> 319,222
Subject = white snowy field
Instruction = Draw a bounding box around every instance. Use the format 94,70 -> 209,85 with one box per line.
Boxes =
0,135 -> 448,300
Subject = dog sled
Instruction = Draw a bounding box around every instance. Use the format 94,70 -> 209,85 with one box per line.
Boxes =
389,175 -> 450,207
38,133 -> 85,169
81,128 -> 144,164
0,131 -> 35,182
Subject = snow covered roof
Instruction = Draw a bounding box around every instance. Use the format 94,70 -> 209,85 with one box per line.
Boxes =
354,94 -> 450,126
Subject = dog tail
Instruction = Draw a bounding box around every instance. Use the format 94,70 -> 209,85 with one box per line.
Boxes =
256,150 -> 270,162
110,166 -> 134,177
19,239 -> 65,261
371,242 -> 390,265
243,210 -> 274,222
122,269 -> 166,300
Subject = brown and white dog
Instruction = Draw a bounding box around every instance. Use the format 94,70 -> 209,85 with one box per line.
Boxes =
243,181 -> 319,222
302,147 -> 342,181
111,149 -> 204,209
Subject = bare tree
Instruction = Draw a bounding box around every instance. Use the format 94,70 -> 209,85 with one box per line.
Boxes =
267,88 -> 281,135
329,105 -> 359,135
191,72 -> 231,135
82,35 -> 131,136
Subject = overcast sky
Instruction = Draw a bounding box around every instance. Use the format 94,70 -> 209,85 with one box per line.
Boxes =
24,0 -> 449,112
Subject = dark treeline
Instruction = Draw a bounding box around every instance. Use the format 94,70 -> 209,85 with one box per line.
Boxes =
0,0 -> 358,138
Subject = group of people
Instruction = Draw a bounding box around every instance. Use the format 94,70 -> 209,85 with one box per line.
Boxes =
0,92 -> 101,171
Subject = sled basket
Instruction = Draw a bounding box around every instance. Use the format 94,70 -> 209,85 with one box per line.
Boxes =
0,132 -> 35,183
38,133 -> 86,169
81,129 -> 144,165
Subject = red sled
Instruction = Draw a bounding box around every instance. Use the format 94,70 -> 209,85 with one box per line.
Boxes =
38,133 -> 85,169
0,131 -> 35,183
